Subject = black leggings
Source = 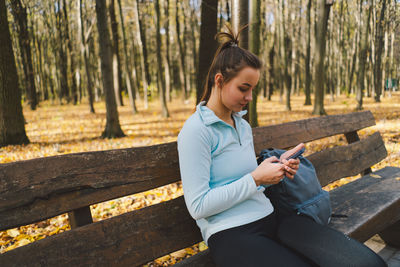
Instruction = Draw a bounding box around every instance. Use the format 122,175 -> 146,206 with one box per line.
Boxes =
207,212 -> 387,267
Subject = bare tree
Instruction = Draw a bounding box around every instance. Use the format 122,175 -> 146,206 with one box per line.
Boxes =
196,0 -> 218,104
95,0 -> 125,138
312,0 -> 333,115
10,0 -> 37,110
356,0 -> 372,110
304,0 -> 312,105
374,0 -> 387,102
117,0 -> 137,113
155,0 -> 169,117
79,0 -> 95,113
109,0 -> 124,106
0,0 -> 29,147
249,0 -> 261,127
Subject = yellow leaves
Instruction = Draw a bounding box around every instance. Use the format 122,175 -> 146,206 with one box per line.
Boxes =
199,241 -> 208,252
370,174 -> 382,179
6,229 -> 20,238
0,214 -> 70,254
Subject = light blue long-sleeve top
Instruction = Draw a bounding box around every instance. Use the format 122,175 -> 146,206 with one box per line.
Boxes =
177,101 -> 274,245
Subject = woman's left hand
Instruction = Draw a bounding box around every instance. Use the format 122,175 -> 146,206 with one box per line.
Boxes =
281,158 -> 300,179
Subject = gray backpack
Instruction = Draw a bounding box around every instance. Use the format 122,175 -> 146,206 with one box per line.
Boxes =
258,148 -> 332,225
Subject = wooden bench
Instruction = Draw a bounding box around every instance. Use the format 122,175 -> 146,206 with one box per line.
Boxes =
1,111 -> 400,266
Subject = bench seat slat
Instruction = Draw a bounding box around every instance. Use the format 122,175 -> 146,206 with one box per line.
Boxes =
309,132 -> 387,187
329,166 -> 400,242
0,111 -> 376,231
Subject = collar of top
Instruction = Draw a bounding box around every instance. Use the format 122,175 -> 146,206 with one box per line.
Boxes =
196,101 -> 247,126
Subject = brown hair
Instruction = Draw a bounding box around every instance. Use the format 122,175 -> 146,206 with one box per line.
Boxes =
199,25 -> 263,104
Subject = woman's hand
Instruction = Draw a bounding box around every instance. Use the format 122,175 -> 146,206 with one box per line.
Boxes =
251,156 -> 285,186
281,158 -> 300,179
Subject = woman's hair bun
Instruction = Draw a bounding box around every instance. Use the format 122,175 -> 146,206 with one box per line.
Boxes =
215,24 -> 247,49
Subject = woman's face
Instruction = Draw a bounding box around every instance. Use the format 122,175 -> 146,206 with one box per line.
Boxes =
218,67 -> 260,113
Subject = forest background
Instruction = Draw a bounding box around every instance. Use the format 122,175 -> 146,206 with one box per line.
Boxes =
0,0 -> 400,265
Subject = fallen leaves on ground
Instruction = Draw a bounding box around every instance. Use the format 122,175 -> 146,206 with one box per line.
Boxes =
0,93 -> 399,265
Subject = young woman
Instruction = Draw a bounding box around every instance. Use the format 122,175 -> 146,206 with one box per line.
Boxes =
177,26 -> 386,267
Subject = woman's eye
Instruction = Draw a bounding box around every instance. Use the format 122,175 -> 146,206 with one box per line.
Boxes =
239,87 -> 248,92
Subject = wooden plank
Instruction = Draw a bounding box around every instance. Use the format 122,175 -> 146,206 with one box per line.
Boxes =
328,167 -> 400,242
0,142 -> 181,230
0,197 -> 202,267
253,111 -> 375,155
308,132 -> 387,187
379,221 -> 400,249
68,206 -> 93,229
0,111 -> 376,230
344,131 -> 372,175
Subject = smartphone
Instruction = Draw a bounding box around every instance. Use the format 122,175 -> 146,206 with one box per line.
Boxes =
286,146 -> 305,160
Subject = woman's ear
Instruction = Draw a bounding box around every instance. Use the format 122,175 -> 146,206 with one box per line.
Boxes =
214,73 -> 224,89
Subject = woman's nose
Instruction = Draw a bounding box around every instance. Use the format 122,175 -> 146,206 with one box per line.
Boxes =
244,91 -> 253,101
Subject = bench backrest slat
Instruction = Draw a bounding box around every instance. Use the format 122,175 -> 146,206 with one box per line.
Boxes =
253,110 -> 375,154
309,132 -> 387,186
0,142 -> 180,231
0,197 -> 200,267
0,111 -> 376,231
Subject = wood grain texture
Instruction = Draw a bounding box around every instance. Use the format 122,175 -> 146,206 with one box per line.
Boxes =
308,132 -> 387,187
0,142 -> 180,230
328,167 -> 400,242
0,111 -> 376,230
344,131 -> 372,175
0,197 -> 202,267
379,220 -> 400,249
253,111 -> 375,155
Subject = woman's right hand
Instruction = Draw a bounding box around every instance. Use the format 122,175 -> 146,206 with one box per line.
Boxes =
251,156 -> 285,186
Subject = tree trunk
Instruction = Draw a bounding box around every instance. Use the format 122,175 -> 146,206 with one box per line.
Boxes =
312,0 -> 333,115
280,0 -> 292,111
79,0 -> 95,113
175,1 -> 188,101
267,44 -> 275,100
10,0 -> 37,110
356,0 -> 372,110
109,0 -> 124,107
95,0 -> 125,138
117,0 -> 137,114
154,0 -> 169,118
190,6 -> 198,102
249,0 -> 261,127
374,0 -> 387,102
232,0 -> 249,121
348,28 -> 359,95
55,0 -> 70,103
133,0 -> 149,109
232,0 -> 249,49
62,0 -> 78,105
196,0 -> 218,104
0,0 -> 29,147
164,0 -> 172,102
304,0 -> 312,105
